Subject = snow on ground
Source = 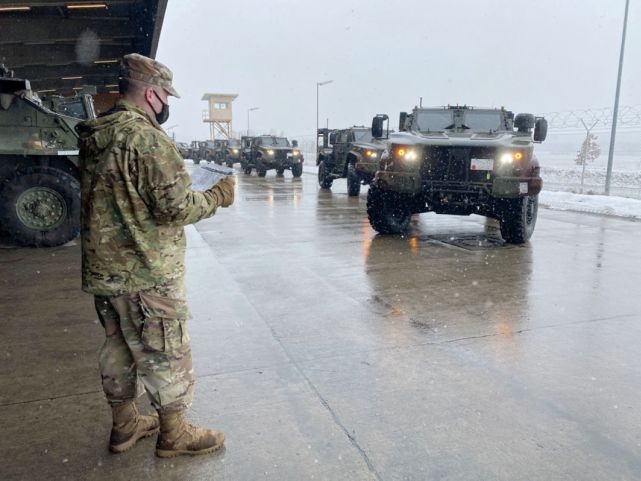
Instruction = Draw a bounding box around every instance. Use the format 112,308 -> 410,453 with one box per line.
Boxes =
539,191 -> 641,219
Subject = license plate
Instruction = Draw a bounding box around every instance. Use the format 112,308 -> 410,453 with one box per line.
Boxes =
519,182 -> 528,194
470,158 -> 493,171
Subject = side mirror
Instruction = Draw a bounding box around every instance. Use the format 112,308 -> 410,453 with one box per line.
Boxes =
399,112 -> 408,132
514,113 -> 535,133
372,114 -> 389,139
534,117 -> 548,142
292,140 -> 298,147
329,132 -> 337,145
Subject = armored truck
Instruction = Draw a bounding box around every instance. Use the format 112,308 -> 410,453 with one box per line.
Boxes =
317,126 -> 386,196
367,106 -> 547,244
225,138 -> 241,167
243,135 -> 303,177
0,67 -> 95,247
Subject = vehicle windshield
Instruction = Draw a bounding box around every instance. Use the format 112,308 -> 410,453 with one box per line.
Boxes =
228,139 -> 240,147
353,129 -> 373,142
260,137 -> 289,146
464,111 -> 504,131
49,98 -> 88,120
414,111 -> 454,132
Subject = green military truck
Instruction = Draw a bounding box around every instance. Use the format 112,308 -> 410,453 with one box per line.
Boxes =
187,140 -> 208,164
317,125 -> 386,196
367,106 -> 547,244
224,138 -> 241,167
242,135 -> 304,177
0,66 -> 95,247
207,139 -> 227,165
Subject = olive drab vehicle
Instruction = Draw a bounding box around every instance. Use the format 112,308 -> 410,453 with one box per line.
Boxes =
208,139 -> 228,165
225,138 -> 241,167
0,66 -> 96,247
239,135 -> 255,174
187,140 -> 208,164
317,125 -> 387,196
242,135 -> 304,177
367,106 -> 547,244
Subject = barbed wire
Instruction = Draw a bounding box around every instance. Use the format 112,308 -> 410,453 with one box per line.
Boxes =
541,105 -> 641,130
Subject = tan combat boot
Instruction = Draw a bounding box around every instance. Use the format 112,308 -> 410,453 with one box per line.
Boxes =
109,401 -> 160,453
156,410 -> 225,458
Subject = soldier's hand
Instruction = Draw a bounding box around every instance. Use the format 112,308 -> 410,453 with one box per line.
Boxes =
210,175 -> 235,208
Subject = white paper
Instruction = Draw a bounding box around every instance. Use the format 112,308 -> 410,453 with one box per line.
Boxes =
190,165 -> 234,191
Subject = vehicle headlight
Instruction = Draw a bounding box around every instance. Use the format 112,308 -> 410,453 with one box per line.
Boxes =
268,149 -> 274,155
233,149 -> 239,154
365,150 -> 378,159
499,153 -> 513,164
293,150 -> 300,156
396,147 -> 419,162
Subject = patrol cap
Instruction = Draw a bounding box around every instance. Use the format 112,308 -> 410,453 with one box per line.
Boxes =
120,53 -> 180,98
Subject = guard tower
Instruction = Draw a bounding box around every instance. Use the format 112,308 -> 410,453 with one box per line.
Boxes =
201,93 -> 238,140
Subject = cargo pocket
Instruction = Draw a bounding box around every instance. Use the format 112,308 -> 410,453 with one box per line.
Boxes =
139,292 -> 189,353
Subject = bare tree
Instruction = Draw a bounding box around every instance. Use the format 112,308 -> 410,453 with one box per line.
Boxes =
575,133 -> 601,193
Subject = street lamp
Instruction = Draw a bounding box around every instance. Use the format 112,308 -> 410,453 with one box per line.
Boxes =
316,80 -> 333,157
247,107 -> 259,135
605,0 -> 630,195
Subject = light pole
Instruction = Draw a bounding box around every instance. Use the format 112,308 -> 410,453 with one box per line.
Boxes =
316,80 -> 333,157
247,107 -> 259,136
605,0 -> 630,195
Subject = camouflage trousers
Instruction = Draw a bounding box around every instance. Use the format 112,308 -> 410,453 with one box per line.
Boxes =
94,283 -> 194,412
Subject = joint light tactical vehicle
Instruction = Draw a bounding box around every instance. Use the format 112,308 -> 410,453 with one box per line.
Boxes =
367,106 -> 547,243
242,135 -> 303,177
225,138 -> 241,167
317,125 -> 387,196
0,66 -> 95,246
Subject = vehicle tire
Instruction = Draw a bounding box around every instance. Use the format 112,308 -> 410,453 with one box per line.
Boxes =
498,195 -> 538,244
257,166 -> 267,177
226,161 -> 234,168
243,166 -> 252,175
276,167 -> 285,176
367,185 -> 412,234
291,163 -> 303,178
0,166 -> 80,247
318,161 -> 333,189
194,159 -> 201,165
347,165 -> 361,196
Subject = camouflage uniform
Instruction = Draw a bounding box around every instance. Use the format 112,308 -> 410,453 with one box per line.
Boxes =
77,58 -> 229,412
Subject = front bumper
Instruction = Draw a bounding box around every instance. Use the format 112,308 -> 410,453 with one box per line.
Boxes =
374,171 -> 542,197
355,160 -> 378,177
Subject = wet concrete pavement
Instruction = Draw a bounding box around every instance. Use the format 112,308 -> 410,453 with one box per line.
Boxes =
1,168 -> 641,480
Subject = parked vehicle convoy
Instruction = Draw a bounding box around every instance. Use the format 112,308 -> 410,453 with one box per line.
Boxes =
242,135 -> 303,177
367,106 -> 547,243
317,126 -> 386,196
207,139 -> 228,164
0,66 -> 95,246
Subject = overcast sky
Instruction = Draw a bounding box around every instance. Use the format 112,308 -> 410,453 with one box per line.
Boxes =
157,0 -> 641,144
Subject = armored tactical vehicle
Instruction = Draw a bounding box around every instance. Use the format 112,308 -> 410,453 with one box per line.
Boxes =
367,106 -> 547,244
0,66 -> 95,247
188,140 -> 208,164
225,138 -> 241,167
239,136 -> 255,174
243,135 -> 303,177
317,126 -> 386,196
208,139 -> 228,165
175,141 -> 190,158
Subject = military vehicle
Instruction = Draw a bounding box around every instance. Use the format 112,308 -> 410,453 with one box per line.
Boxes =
0,66 -> 95,247
225,138 -> 241,167
188,140 -> 208,164
317,126 -> 386,196
242,135 -> 303,177
239,136 -> 255,173
207,139 -> 228,165
175,141 -> 190,158
367,106 -> 547,244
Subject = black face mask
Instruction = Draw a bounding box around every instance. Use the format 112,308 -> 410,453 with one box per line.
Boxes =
152,90 -> 170,125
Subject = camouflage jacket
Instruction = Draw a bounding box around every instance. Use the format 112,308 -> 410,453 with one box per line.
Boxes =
77,100 -> 218,296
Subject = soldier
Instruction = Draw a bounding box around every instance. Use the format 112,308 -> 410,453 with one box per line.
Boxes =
77,53 -> 234,457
